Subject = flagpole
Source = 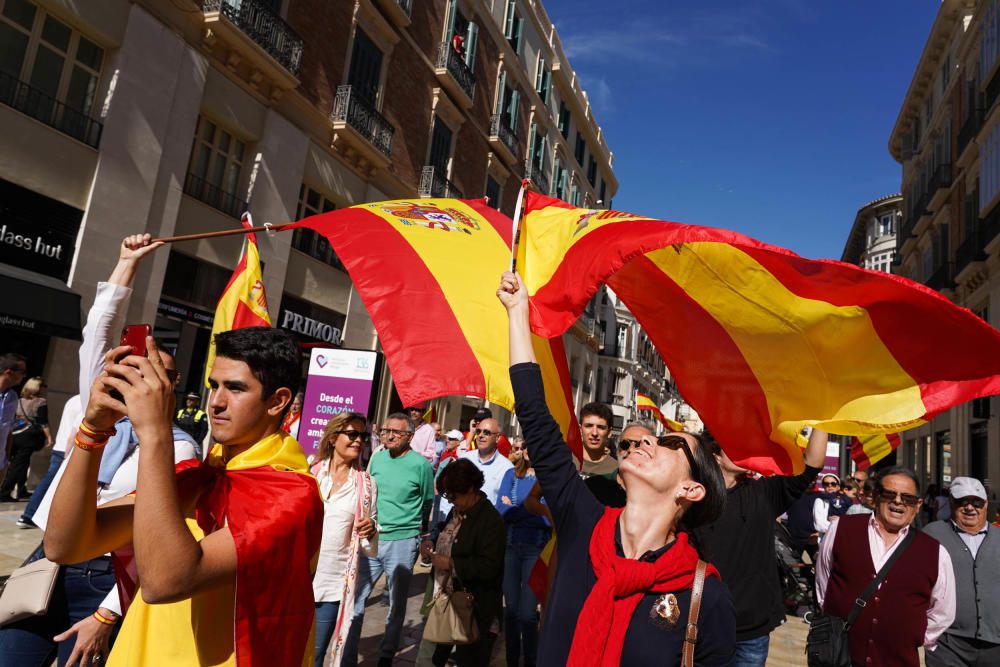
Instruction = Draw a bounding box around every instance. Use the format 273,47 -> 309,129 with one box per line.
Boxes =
510,179 -> 530,272
152,222 -> 296,244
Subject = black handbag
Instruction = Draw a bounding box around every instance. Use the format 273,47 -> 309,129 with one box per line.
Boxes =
806,528 -> 916,667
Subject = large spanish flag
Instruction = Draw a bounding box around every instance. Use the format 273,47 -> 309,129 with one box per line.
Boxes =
850,432 -> 902,471
635,392 -> 684,432
291,199 -> 582,462
204,214 -> 272,387
519,192 -> 1000,474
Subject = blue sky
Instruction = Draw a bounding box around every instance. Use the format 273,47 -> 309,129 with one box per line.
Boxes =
543,0 -> 939,259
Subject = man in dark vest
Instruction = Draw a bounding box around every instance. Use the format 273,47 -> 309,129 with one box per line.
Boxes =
816,466 -> 956,667
924,476 -> 1000,666
174,392 -> 207,445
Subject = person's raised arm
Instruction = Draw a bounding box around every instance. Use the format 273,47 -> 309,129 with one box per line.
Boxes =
122,337 -> 237,603
497,271 -> 536,366
45,347 -> 137,564
803,426 -> 828,469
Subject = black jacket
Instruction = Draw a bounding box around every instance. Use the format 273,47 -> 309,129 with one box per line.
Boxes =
445,493 -> 506,636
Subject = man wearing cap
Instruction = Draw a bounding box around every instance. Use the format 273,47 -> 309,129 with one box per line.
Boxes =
174,393 -> 207,445
406,405 -> 438,466
437,429 -> 464,470
924,476 -> 1000,666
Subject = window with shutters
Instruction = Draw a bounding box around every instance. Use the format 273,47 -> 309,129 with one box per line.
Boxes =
575,132 -> 586,166
558,101 -> 570,138
347,28 -> 383,105
504,0 -> 524,54
587,156 -> 597,186
185,116 -> 249,217
535,56 -> 551,104
291,184 -> 343,271
429,116 -> 454,173
499,77 -> 519,133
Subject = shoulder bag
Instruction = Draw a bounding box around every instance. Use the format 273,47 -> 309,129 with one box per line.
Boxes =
422,572 -> 479,645
805,528 -> 916,667
0,543 -> 60,626
681,559 -> 709,667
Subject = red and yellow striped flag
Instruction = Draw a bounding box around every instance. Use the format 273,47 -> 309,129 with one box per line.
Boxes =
851,432 -> 902,471
204,214 -> 271,387
518,192 -> 1000,474
635,392 -> 684,432
292,199 -> 582,462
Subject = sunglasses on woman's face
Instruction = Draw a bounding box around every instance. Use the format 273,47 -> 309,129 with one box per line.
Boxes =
618,435 -> 700,483
334,429 -> 370,443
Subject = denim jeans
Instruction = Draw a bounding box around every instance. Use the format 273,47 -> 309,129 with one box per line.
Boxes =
0,553 -> 119,666
341,536 -> 420,665
733,634 -> 770,667
22,450 -> 64,522
314,600 -> 340,667
503,540 -> 544,667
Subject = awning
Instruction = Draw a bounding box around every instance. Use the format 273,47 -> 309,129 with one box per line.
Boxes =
0,263 -> 81,340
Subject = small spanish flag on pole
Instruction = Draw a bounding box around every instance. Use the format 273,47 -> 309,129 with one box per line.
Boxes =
635,392 -> 684,432
204,213 -> 272,387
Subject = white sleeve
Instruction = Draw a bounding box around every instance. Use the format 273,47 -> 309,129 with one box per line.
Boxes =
813,498 -> 831,534
924,546 -> 957,649
814,514 -> 840,607
97,586 -> 122,616
79,282 -> 132,404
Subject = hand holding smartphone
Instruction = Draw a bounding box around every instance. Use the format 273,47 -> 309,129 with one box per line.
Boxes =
120,324 -> 152,357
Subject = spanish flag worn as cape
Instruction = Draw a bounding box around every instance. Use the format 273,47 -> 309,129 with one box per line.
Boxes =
111,432 -> 324,667
204,213 -> 272,388
517,192 -> 1000,474
635,392 -> 684,432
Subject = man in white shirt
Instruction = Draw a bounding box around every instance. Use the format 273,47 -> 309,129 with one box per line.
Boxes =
457,417 -> 513,504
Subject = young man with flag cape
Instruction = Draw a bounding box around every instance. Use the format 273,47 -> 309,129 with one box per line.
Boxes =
44,326 -> 324,666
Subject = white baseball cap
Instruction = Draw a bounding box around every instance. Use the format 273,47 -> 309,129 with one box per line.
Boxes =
445,429 -> 463,440
949,476 -> 987,501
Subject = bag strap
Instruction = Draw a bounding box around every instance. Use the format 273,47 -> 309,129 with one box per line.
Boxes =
844,527 -> 917,629
682,559 -> 708,667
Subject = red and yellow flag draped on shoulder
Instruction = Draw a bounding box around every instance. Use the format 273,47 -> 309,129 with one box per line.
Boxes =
290,199 -> 582,461
518,192 -> 1000,474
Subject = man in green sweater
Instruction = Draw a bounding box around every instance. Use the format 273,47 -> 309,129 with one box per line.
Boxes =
343,412 -> 434,667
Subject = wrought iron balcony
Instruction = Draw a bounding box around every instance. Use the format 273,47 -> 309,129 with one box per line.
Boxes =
524,160 -> 550,195
925,261 -> 954,292
0,69 -> 102,147
183,172 -> 247,219
419,166 -> 463,198
928,163 -> 952,196
203,0 -> 303,76
331,85 -> 394,158
489,114 -> 520,164
435,42 -> 475,104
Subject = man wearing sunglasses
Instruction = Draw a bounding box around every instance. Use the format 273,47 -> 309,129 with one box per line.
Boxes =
456,417 -> 513,504
923,476 -> 1000,666
816,466 -> 955,667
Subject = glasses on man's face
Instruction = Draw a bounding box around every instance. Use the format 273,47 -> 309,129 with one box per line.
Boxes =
954,496 -> 987,510
619,435 -> 700,483
379,428 -> 411,439
334,429 -> 370,443
876,489 -> 921,507
474,429 -> 498,437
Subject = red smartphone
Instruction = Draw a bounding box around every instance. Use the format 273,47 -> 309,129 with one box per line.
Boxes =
121,324 -> 152,357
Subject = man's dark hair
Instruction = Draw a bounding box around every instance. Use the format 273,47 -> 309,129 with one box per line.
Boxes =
0,352 -> 27,373
875,466 -> 921,494
438,458 -> 485,496
580,402 -> 613,425
679,432 -> 727,534
214,327 -> 301,400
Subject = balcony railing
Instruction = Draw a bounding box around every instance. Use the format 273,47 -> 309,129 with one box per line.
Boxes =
331,85 -> 394,157
437,42 -> 475,100
954,229 -> 986,275
419,166 -> 463,198
926,261 -> 954,292
0,69 -> 102,148
184,172 -> 247,218
524,160 -> 550,195
489,114 -> 520,159
958,107 -> 983,156
395,0 -> 413,14
204,0 -> 303,76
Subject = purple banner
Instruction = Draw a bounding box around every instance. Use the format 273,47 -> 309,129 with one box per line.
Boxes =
299,348 -> 379,457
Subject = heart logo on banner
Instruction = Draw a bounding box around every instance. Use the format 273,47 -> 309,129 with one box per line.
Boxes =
316,355 -> 328,368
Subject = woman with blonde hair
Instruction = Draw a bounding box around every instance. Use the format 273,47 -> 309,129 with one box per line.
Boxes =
1,376 -> 52,501
310,411 -> 379,667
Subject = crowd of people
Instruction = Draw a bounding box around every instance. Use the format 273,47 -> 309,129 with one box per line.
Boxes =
0,248 -> 996,667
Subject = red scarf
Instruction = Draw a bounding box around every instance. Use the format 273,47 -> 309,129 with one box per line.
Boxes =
566,507 -> 718,667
